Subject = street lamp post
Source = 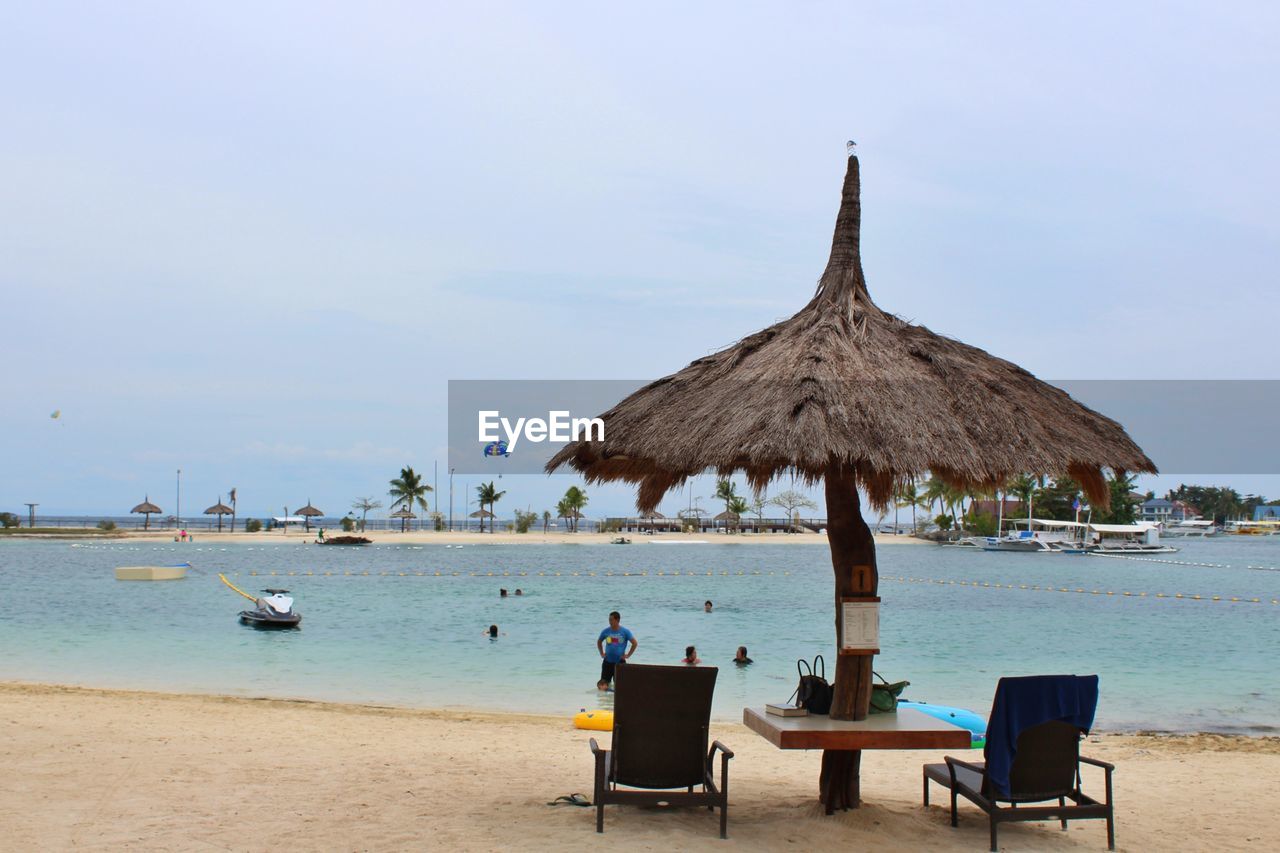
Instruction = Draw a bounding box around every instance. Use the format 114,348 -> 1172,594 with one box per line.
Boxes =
449,467 -> 455,532
176,468 -> 182,530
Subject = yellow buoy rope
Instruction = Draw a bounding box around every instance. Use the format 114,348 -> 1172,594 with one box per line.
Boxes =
218,572 -> 260,603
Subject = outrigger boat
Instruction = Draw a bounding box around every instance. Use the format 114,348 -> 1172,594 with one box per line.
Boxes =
219,573 -> 302,628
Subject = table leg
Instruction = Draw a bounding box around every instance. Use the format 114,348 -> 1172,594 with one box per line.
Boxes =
818,749 -> 861,813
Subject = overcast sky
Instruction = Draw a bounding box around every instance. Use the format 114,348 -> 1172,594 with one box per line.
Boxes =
3,2 -> 1278,519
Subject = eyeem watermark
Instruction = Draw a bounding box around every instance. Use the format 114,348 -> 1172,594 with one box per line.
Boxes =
477,410 -> 604,452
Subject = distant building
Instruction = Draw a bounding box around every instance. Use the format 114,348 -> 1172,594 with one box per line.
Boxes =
1139,499 -> 1201,523
970,499 -> 1026,518
1254,505 -> 1280,521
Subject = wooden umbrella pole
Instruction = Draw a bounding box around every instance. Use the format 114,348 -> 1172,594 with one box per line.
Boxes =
821,461 -> 878,810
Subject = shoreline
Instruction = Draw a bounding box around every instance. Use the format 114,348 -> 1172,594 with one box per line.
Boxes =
2,680 -> 1277,851
3,679 -> 1278,740
4,529 -> 933,546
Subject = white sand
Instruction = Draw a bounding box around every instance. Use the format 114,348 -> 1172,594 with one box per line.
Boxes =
2,682 -> 1276,851
106,529 -> 932,546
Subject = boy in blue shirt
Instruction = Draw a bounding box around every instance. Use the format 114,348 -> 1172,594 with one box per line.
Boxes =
596,610 -> 637,687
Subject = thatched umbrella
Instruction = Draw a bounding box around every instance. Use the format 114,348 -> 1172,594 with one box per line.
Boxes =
549,151 -> 1154,803
130,496 -> 162,531
203,497 -> 234,532
389,507 -> 416,532
469,507 -> 494,533
295,500 -> 324,532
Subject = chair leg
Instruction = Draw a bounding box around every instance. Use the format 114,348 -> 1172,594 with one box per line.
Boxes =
596,802 -> 604,834
1106,808 -> 1115,850
720,796 -> 728,839
1059,796 -> 1068,829
950,788 -> 958,827
922,772 -> 929,807
989,817 -> 998,852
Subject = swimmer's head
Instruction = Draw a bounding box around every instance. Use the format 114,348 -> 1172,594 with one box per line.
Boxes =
488,625 -> 498,637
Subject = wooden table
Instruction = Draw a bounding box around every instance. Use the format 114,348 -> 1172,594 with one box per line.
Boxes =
744,707 -> 972,813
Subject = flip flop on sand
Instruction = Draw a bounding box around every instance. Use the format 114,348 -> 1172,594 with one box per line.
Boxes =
547,793 -> 591,807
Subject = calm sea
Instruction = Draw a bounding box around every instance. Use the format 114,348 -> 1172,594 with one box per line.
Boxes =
1,538 -> 1277,733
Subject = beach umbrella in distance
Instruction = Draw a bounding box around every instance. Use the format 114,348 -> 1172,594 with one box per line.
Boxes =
547,148 -> 1155,801
389,507 -> 417,533
295,500 -> 324,532
131,496 -> 162,531
203,497 -> 234,533
469,507 -> 494,533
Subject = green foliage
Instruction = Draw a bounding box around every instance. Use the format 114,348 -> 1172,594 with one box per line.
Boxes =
388,467 -> 431,531
245,518 -> 263,533
1093,473 -> 1140,524
964,510 -> 998,536
430,511 -> 445,532
0,512 -> 18,529
513,509 -> 537,533
476,482 -> 507,533
97,519 -> 117,531
598,518 -> 623,533
351,496 -> 383,532
767,490 -> 818,532
561,486 -> 588,532
340,516 -> 356,532
934,513 -> 954,531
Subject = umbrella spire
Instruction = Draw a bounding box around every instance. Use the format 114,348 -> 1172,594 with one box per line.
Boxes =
814,149 -> 876,314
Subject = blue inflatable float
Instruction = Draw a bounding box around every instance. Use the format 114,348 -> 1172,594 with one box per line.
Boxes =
900,701 -> 987,748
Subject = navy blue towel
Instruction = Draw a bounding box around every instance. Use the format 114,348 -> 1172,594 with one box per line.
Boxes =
982,674 -> 1099,798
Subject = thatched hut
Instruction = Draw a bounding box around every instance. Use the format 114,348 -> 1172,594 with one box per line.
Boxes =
469,507 -> 494,533
203,498 -> 234,532
549,150 -> 1155,806
130,497 -> 162,531
295,501 -> 324,532
389,507 -> 416,532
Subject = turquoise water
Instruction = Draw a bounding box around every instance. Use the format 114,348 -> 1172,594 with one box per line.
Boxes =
2,538 -> 1278,732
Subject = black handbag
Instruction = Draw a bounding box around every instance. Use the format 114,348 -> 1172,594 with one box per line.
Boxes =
791,655 -> 833,715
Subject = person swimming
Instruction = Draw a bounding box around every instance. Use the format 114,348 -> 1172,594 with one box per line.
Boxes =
682,645 -> 702,665
704,600 -> 713,613
734,645 -> 753,665
487,624 -> 500,638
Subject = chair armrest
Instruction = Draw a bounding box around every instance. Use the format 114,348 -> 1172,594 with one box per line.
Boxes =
589,737 -> 604,756
1079,755 -> 1115,772
710,740 -> 735,760
944,755 -> 985,775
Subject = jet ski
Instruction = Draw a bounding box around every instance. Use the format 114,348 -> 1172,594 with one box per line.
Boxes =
239,588 -> 302,628
219,573 -> 302,629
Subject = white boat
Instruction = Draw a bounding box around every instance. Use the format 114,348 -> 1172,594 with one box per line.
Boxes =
1161,520 -> 1218,537
982,518 -> 1089,553
1087,522 -> 1179,554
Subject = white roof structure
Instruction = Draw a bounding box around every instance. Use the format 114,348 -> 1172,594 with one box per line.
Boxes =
1089,523 -> 1149,534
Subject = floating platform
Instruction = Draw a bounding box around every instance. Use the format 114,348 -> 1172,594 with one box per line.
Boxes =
115,564 -> 189,581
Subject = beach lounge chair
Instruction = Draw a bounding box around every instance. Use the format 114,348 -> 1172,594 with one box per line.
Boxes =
589,663 -> 734,838
922,675 -> 1115,851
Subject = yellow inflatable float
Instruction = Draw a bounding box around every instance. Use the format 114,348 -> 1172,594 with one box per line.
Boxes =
573,709 -> 613,731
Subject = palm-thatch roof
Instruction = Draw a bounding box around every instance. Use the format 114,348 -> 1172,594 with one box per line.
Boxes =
639,511 -> 666,519
548,154 -> 1155,510
713,510 -> 740,521
469,509 -> 494,518
131,498 -> 162,514
295,502 -> 324,517
389,508 -> 417,519
203,502 -> 234,515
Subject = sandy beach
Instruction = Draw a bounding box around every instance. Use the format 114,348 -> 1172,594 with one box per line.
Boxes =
1,682 -> 1275,851
30,529 -> 933,546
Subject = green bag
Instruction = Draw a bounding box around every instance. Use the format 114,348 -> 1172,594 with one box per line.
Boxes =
869,671 -> 909,714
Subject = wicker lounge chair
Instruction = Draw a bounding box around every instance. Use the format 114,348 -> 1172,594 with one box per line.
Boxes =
923,675 -> 1115,851
589,663 -> 734,838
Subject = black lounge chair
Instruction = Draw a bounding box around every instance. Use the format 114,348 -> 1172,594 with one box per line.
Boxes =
589,663 -> 734,838
923,675 -> 1115,851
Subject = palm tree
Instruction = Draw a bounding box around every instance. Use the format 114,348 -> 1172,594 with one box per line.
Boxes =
556,497 -> 573,530
351,496 -> 383,532
476,482 -> 506,533
387,467 -> 432,532
563,486 -> 588,532
726,495 -> 749,533
542,510 -> 551,533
